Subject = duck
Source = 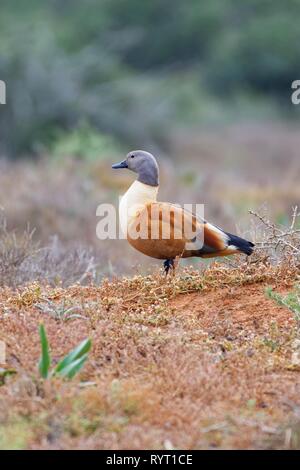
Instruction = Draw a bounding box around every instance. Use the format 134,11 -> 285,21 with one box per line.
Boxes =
112,150 -> 254,274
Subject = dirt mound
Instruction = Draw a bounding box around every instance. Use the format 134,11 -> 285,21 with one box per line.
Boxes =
0,265 -> 300,449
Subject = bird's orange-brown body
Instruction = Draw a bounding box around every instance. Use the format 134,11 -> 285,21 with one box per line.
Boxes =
113,150 -> 254,273
126,202 -> 240,260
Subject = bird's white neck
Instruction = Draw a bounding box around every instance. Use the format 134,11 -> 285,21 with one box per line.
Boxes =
119,180 -> 158,236
122,180 -> 158,206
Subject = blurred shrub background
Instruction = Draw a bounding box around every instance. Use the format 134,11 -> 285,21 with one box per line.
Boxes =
1,0 -> 300,156
0,0 -> 299,282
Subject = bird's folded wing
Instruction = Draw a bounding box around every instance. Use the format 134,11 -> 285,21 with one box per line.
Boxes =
130,202 -> 230,255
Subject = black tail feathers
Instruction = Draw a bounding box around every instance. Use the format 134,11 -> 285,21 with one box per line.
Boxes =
225,232 -> 255,256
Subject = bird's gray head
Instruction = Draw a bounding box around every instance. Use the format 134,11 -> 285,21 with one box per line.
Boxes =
112,150 -> 159,187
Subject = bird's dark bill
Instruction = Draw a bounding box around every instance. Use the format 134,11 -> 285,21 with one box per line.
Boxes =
112,159 -> 128,169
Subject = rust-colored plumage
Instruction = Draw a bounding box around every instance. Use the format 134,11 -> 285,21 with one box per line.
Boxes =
112,150 -> 254,273
127,202 -> 240,260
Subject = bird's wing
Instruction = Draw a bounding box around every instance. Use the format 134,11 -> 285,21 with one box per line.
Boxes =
127,202 -> 231,259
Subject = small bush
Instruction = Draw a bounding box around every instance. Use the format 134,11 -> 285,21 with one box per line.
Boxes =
51,124 -> 120,161
250,206 -> 300,265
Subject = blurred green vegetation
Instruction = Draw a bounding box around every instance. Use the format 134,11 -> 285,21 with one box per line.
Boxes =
51,123 -> 121,161
0,0 -> 299,157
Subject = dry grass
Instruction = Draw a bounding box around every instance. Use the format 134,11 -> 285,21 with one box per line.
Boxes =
0,216 -> 37,287
1,261 -> 300,449
0,215 -> 99,288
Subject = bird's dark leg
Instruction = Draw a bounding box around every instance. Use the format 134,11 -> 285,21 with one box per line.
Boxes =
163,259 -> 174,275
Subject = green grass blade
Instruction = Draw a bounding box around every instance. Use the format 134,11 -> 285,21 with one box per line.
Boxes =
57,354 -> 89,379
38,324 -> 51,379
54,338 -> 91,374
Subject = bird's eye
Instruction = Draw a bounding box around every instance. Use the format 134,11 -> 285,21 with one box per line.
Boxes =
131,154 -> 135,158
